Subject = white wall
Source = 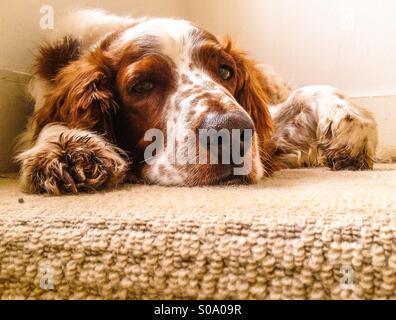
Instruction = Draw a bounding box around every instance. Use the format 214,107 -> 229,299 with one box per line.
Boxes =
185,0 -> 396,98
353,96 -> 396,145
0,0 -> 186,73
2,0 -> 395,98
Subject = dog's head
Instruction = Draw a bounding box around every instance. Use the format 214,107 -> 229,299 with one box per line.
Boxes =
34,18 -> 273,185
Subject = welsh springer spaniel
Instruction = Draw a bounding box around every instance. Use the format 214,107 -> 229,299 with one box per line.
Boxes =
16,10 -> 378,195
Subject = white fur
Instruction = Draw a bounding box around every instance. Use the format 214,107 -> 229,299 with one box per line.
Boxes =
271,85 -> 378,169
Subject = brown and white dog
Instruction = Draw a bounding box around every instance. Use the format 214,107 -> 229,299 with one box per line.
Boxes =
15,10 -> 379,195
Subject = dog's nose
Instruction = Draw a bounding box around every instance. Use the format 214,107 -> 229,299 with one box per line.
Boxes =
200,111 -> 255,134
199,111 -> 255,160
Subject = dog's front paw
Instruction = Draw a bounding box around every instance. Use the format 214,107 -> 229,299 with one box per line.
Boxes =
319,113 -> 378,171
17,131 -> 128,195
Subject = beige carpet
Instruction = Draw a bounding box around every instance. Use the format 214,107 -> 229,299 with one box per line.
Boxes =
1,164 -> 396,299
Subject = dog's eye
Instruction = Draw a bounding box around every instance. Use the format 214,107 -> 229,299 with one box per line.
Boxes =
219,65 -> 234,81
130,81 -> 154,94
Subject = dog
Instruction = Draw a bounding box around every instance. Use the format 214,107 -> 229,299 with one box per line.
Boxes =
15,9 -> 379,195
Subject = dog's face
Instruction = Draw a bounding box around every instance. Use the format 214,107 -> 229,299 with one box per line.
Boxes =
113,19 -> 267,185
34,18 -> 274,186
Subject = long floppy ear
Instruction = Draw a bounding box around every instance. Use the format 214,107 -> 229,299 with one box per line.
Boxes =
32,48 -> 118,142
223,39 -> 274,163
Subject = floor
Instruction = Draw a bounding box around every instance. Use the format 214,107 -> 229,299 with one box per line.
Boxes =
1,164 -> 395,217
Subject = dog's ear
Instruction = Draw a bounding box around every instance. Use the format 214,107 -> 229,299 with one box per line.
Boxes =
223,38 -> 273,159
32,48 -> 118,142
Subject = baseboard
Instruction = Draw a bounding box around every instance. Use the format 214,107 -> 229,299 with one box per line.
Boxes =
0,69 -> 32,173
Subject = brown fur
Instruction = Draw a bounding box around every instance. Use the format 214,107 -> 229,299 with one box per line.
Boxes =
35,36 -> 81,81
32,48 -> 118,143
115,51 -> 177,168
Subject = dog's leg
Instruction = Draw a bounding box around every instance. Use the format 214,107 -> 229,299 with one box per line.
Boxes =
16,124 -> 128,195
271,86 -> 378,170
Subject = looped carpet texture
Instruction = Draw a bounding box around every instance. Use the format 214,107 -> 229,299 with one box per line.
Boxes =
0,164 -> 396,299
